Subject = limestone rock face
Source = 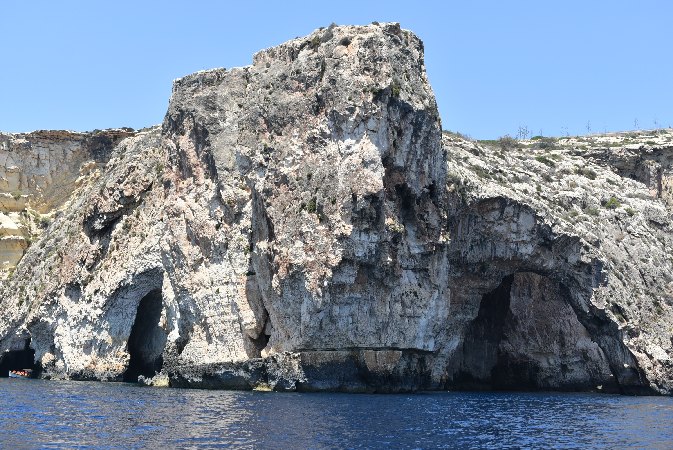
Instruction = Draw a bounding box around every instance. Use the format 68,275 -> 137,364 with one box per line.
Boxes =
442,131 -> 673,394
0,23 -> 672,394
0,129 -> 134,272
583,140 -> 673,208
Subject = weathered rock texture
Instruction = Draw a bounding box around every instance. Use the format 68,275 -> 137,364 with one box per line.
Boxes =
0,23 -> 672,394
0,130 -> 134,271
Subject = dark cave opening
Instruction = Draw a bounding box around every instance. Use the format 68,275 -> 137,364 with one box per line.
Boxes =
249,332 -> 271,355
455,271 -> 612,391
0,339 -> 38,378
394,183 -> 417,223
123,289 -> 167,382
458,275 -> 514,388
260,332 -> 271,349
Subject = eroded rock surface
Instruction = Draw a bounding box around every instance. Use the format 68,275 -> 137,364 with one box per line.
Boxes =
0,129 -> 134,271
0,23 -> 671,394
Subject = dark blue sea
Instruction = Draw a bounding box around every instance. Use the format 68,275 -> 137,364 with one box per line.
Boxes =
1,379 -> 673,449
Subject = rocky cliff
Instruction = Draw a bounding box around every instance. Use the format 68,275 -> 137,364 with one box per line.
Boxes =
0,129 -> 134,273
0,23 -> 672,394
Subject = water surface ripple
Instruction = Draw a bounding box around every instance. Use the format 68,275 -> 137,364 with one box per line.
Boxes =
1,379 -> 672,448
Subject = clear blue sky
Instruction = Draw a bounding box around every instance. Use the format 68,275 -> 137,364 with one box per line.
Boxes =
1,1 -> 671,138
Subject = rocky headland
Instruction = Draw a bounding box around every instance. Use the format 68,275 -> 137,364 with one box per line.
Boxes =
1,23 -> 672,394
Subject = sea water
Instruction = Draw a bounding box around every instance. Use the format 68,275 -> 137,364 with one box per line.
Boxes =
1,378 -> 672,449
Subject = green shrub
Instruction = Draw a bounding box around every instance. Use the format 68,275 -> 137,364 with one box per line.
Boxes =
585,207 -> 600,216
471,165 -> 490,179
390,81 -> 401,98
575,167 -> 597,180
604,196 -> 621,209
307,197 -> 317,214
497,135 -> 518,151
535,155 -> 556,167
534,137 -> 557,150
443,130 -> 471,141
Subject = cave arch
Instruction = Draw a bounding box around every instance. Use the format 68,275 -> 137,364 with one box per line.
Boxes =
444,197 -> 655,393
123,289 -> 167,382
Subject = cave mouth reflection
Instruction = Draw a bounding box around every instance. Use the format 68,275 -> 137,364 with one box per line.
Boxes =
123,289 -> 167,382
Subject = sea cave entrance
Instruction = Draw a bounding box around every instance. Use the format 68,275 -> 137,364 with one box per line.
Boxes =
0,338 -> 38,378
458,274 -> 515,388
122,289 -> 167,382
456,272 -> 611,391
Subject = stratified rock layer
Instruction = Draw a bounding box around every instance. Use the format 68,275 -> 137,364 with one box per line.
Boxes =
0,23 -> 672,394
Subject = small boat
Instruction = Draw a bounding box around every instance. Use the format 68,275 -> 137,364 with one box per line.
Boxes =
8,369 -> 32,379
